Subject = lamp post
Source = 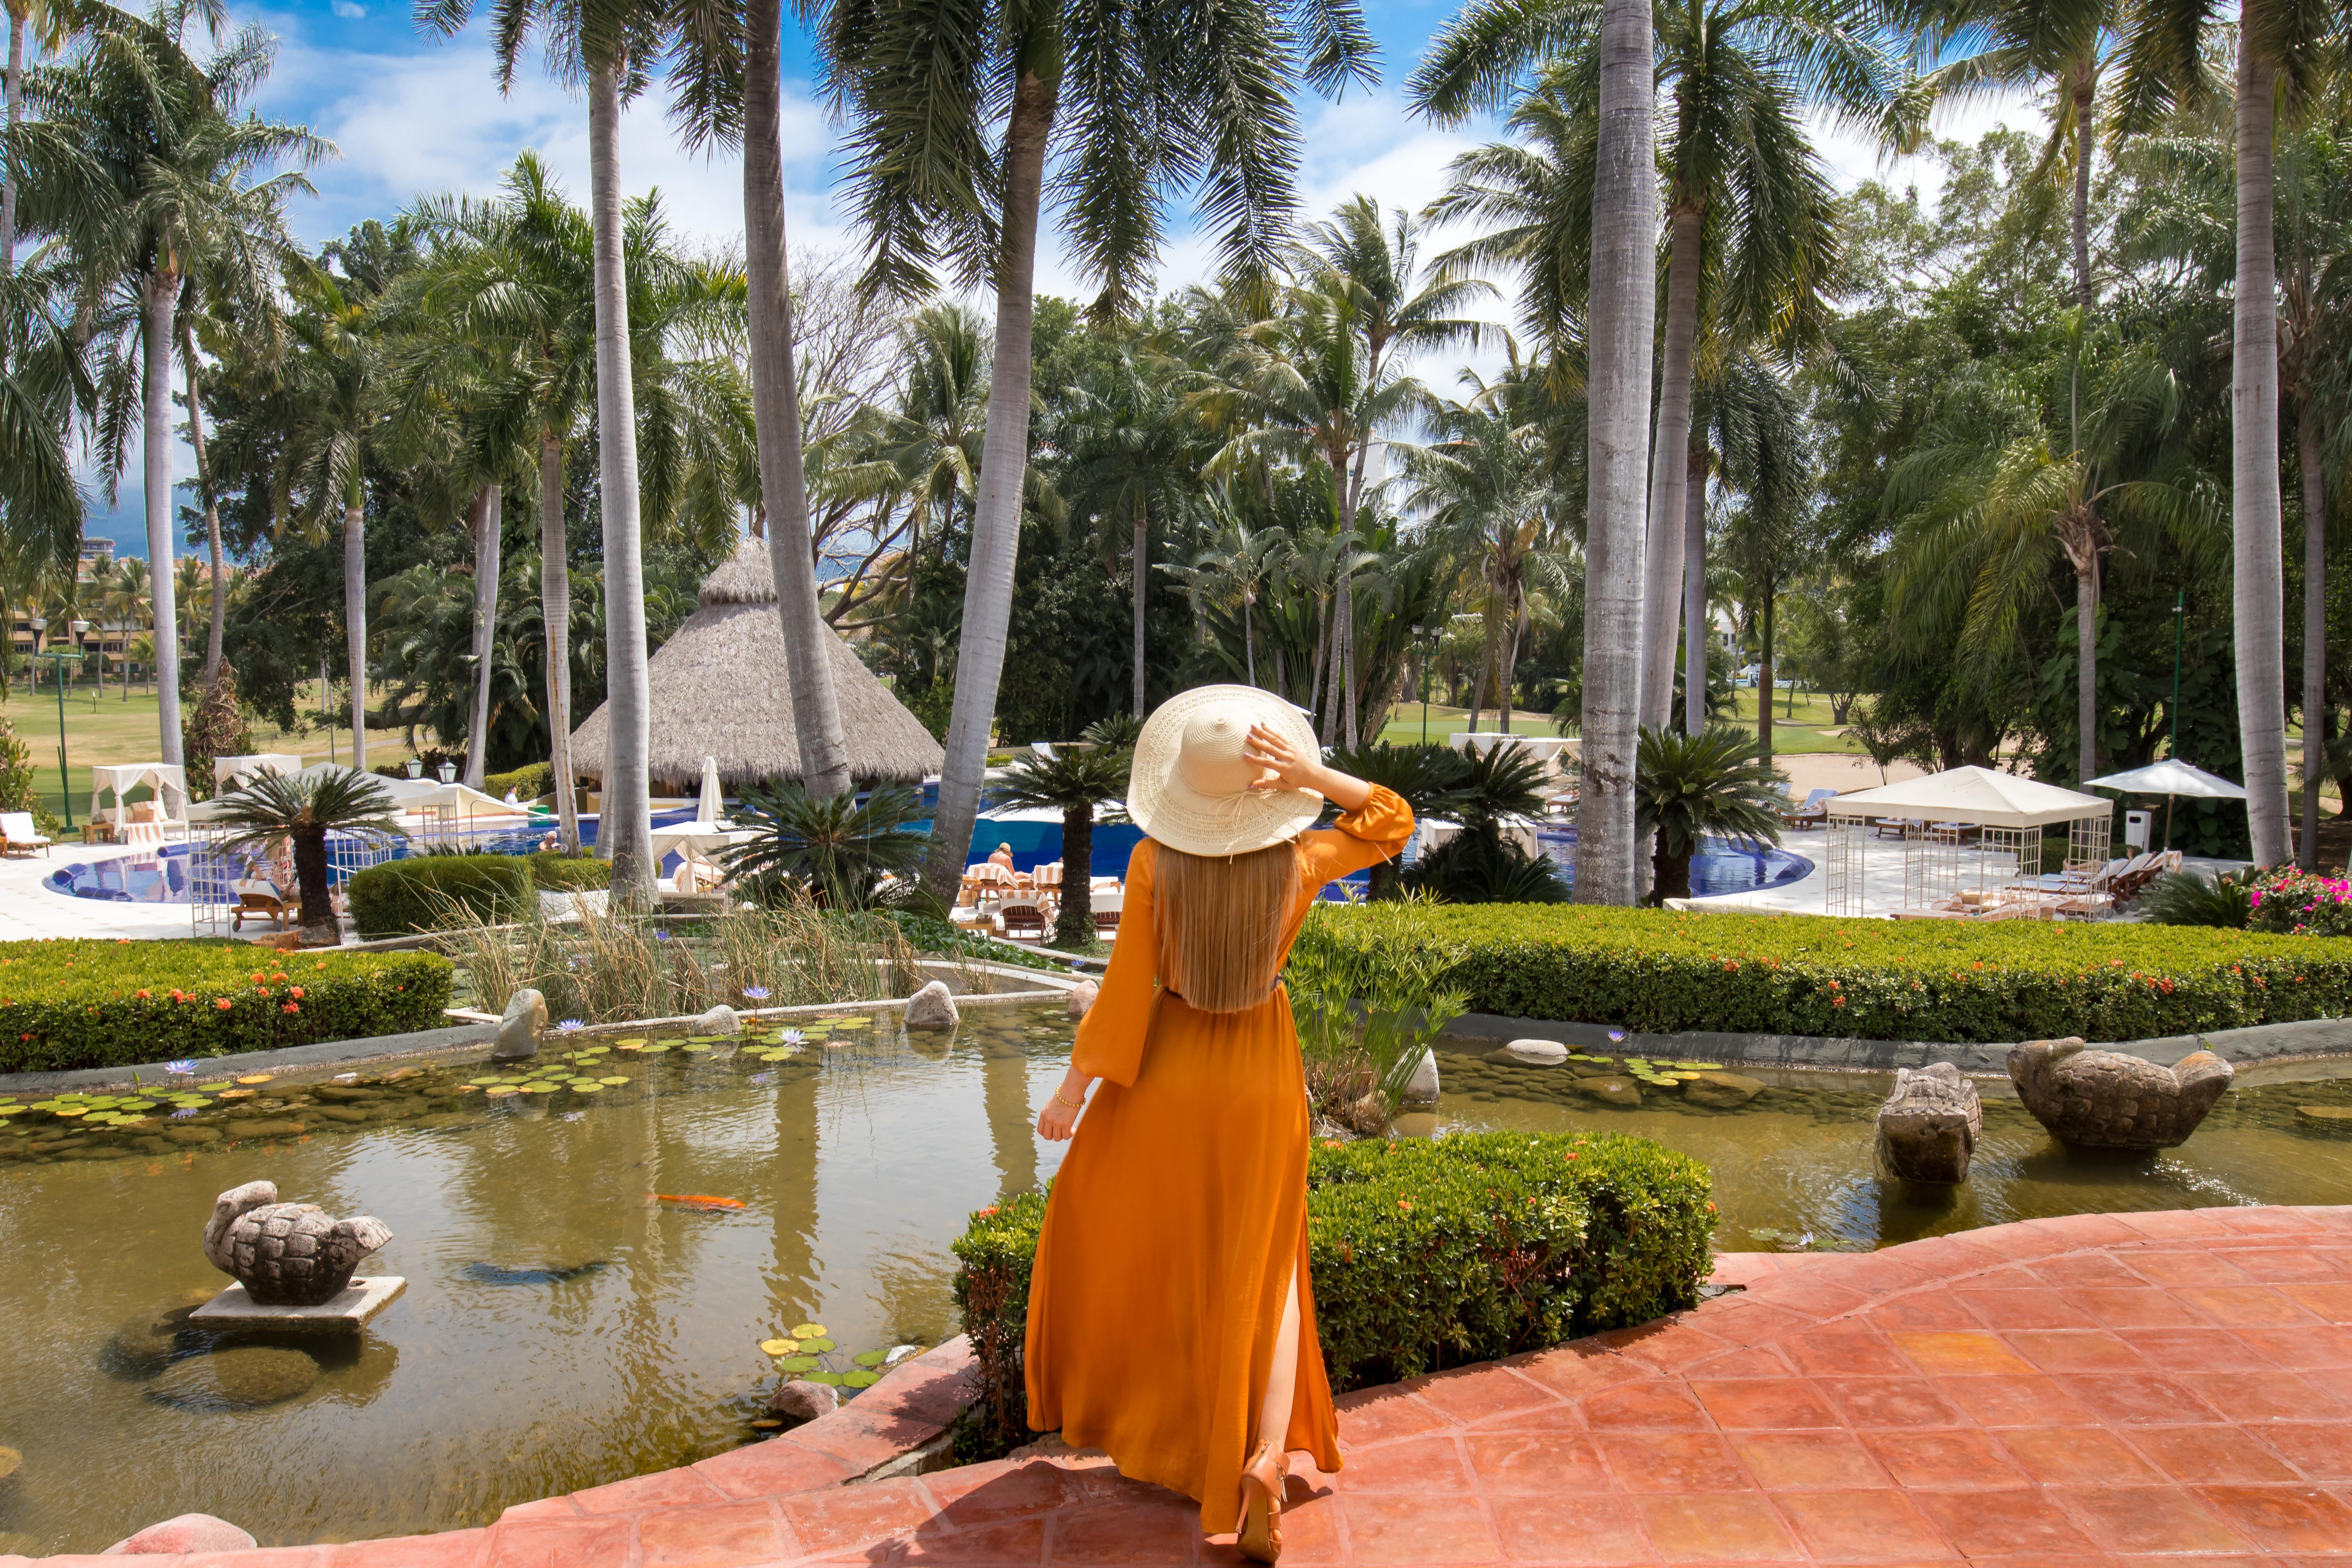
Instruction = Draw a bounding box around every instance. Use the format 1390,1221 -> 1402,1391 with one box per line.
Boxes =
1413,623 -> 1430,745
28,616 -> 86,828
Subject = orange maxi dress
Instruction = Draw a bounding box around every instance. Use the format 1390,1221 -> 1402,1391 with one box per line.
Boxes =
1023,785 -> 1416,1532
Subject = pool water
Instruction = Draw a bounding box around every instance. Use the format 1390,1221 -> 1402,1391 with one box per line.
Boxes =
9,1007 -> 2352,1553
1528,826 -> 1814,897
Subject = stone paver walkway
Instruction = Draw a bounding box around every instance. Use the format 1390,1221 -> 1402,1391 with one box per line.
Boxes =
18,1205 -> 2352,1565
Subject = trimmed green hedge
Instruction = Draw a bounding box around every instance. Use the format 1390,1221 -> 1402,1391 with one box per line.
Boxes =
484,762 -> 556,801
952,1131 -> 1713,1455
526,851 -> 609,893
349,855 -> 532,938
0,940 -> 454,1072
1297,904 -> 2352,1044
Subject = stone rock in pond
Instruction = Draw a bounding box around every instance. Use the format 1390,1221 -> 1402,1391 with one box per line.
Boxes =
694,1004 -> 741,1035
1489,1040 -> 1569,1066
1684,1072 -> 1764,1109
766,1378 -> 839,1427
1066,980 -> 1100,1019
1400,1048 -> 1441,1107
903,981 -> 959,1031
493,988 -> 547,1060
1874,1062 -> 1980,1184
2007,1036 -> 2233,1150
1572,1076 -> 1643,1108
202,1180 -> 392,1306
101,1288 -> 218,1377
147,1346 -> 321,1410
101,1512 -> 258,1556
2297,1105 -> 2352,1132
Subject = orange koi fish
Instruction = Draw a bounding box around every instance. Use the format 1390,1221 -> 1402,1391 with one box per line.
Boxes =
651,1193 -> 746,1211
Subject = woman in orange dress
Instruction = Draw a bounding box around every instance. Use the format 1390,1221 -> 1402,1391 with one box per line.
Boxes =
1026,686 -> 1413,1563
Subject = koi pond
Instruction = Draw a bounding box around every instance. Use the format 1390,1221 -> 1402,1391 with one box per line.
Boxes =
7,1011 -> 2352,1552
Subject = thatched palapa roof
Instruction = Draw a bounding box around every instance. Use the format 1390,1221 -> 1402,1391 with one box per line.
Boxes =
570,540 -> 944,788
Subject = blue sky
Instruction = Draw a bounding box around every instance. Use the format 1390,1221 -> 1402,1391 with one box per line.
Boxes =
92,0 -> 2029,559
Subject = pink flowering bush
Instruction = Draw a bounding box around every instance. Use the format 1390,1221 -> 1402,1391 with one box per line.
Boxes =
2248,869 -> 2352,938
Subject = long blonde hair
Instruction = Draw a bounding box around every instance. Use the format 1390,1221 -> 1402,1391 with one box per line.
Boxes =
1152,838 -> 1302,1011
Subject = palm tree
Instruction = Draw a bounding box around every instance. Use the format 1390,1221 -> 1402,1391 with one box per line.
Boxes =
1418,0 -> 1907,731
2114,0 -> 2337,867
0,258 -> 90,595
1165,494 -> 1290,688
989,737 -> 1131,946
1883,352 -> 2221,784
1324,740 -> 1472,895
409,156 -> 595,848
819,0 -> 1378,903
1633,724 -> 1784,900
1400,352 -> 1573,739
23,1 -> 324,775
102,554 -> 147,698
668,0 -> 852,800
721,780 -> 928,909
421,0 -> 672,897
210,766 -> 401,946
0,0 -> 70,273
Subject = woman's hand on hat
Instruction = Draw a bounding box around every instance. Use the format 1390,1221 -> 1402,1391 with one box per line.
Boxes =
1242,723 -> 1318,792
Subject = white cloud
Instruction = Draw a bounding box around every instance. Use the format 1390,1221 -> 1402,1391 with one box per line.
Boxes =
330,1 -> 366,18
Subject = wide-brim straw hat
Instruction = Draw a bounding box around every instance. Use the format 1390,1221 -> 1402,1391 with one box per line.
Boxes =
1128,685 -> 1324,858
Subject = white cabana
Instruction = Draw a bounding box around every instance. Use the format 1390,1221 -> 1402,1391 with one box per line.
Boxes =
695,755 -> 724,824
213,753 -> 305,791
1823,766 -> 2113,918
90,762 -> 189,843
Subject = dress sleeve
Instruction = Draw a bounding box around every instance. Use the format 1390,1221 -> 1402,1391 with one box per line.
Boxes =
1070,838 -> 1159,1088
1297,784 -> 1417,888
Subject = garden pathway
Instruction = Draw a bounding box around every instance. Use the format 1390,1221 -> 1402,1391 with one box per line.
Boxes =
17,1204 -> 2352,1566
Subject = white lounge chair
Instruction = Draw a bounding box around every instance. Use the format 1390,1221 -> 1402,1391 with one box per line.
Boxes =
0,811 -> 51,857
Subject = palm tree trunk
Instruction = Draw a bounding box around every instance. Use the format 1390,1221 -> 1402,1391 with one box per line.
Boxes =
1498,586 -> 1525,735
1640,203 -> 1704,729
1576,0 -> 1657,907
745,0 -> 853,802
1055,803 -> 1093,947
919,68 -> 1058,903
2076,558 -> 2098,784
141,275 -> 186,785
2070,69 -> 2095,315
2233,31 -> 2291,866
1132,490 -> 1147,716
2,5 -> 21,277
180,337 -> 226,688
465,482 -> 501,792
343,492 -> 368,773
1682,444 -> 1707,737
293,825 -> 336,946
1757,582 -> 1775,768
539,428 -> 579,853
2301,398 -> 2326,869
1242,592 -> 1256,688
588,56 -> 654,897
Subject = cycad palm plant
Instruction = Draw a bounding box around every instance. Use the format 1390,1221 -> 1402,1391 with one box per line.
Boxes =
1634,724 -> 1785,901
989,738 -> 1133,946
721,781 -> 928,910
209,767 -> 402,946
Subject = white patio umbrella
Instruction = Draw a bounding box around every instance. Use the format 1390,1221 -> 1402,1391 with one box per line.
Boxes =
2085,758 -> 2247,853
696,754 -> 724,824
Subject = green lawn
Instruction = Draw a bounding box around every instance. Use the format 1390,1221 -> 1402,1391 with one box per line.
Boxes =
1375,703 -> 1568,746
0,677 -> 424,827
1375,694 -> 1873,755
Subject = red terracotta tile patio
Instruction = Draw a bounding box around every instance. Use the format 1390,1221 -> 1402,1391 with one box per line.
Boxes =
31,1206 -> 2352,1568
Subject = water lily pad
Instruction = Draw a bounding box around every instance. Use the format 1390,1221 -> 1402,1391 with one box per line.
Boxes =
680,1044 -> 713,1054
599,1077 -> 631,1086
758,1338 -> 799,1356
52,1107 -> 86,1118
570,1082 -> 604,1093
803,1371 -> 844,1386
789,1322 -> 826,1338
851,1350 -> 887,1367
469,1077 -> 505,1086
774,1355 -> 820,1372
521,1083 -> 559,1094
236,1075 -> 274,1084
120,1099 -> 156,1111
843,1369 -> 881,1388
197,1080 -> 232,1090
797,1336 -> 837,1352
84,1112 -> 121,1124
218,1089 -> 257,1099
638,1044 -> 673,1055
615,1038 -> 648,1047
483,1086 -> 520,1097
114,1114 -> 150,1126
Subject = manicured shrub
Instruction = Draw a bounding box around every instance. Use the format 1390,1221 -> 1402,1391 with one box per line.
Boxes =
951,1131 -> 1714,1455
0,939 -> 454,1072
2248,869 -> 2352,938
484,762 -> 556,801
347,855 -> 531,938
1296,903 -> 2352,1044
525,851 -> 609,893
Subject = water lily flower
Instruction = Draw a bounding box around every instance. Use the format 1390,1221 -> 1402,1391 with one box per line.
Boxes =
171,1108 -> 199,1120
557,1019 -> 584,1034
166,1060 -> 196,1075
742,986 -> 771,1001
654,929 -> 672,942
778,1028 -> 806,1046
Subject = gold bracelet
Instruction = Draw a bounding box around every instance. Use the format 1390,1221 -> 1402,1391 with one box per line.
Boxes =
1052,1086 -> 1086,1110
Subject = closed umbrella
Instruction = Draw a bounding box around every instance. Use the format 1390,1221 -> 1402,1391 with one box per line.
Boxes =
2085,759 -> 2248,853
696,755 -> 724,824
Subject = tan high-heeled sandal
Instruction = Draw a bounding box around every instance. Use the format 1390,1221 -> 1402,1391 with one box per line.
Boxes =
1237,1437 -> 1286,1563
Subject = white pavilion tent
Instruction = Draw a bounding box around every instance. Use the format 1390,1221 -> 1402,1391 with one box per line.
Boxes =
1823,766 -> 2113,917
89,762 -> 189,841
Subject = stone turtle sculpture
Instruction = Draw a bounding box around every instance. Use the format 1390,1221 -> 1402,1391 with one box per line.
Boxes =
202,1180 -> 393,1306
2006,1036 -> 2233,1150
1875,1062 -> 1980,1183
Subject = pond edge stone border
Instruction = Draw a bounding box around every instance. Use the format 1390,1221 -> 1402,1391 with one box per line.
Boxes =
1443,1007 -> 2352,1074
